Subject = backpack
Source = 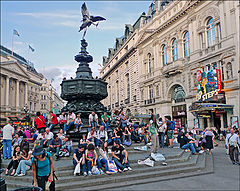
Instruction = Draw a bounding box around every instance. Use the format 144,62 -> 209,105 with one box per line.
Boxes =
123,139 -> 132,147
169,121 -> 175,130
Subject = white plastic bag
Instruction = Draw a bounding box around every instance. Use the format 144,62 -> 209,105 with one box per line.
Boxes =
150,153 -> 165,162
74,163 -> 80,175
92,165 -> 100,175
138,158 -> 154,167
134,146 -> 147,151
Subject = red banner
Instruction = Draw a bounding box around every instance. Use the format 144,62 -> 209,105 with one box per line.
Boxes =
216,69 -> 222,93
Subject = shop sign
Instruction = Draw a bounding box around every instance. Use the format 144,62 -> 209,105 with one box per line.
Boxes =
196,67 -> 222,102
177,111 -> 186,116
134,114 -> 151,118
231,116 -> 239,128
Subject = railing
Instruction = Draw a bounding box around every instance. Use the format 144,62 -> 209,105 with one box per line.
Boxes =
144,98 -> 155,105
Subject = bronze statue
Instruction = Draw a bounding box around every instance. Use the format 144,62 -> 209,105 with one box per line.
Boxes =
79,2 -> 106,39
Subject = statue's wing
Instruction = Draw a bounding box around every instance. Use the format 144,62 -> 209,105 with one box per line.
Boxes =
81,3 -> 90,19
79,21 -> 92,31
91,16 -> 106,22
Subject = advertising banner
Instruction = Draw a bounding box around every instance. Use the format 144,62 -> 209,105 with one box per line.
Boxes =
216,69 -> 222,93
231,116 -> 239,128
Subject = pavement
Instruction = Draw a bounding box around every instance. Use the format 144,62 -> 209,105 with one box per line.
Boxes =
109,144 -> 240,191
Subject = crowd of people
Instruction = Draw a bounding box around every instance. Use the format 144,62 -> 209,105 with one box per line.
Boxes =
1,109 -> 240,190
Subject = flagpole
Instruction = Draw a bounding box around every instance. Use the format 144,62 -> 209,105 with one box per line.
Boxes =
11,33 -> 14,56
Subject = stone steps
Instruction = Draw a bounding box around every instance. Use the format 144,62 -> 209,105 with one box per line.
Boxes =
5,152 -> 201,190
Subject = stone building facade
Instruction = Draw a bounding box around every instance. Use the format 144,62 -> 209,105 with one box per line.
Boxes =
101,0 -> 240,131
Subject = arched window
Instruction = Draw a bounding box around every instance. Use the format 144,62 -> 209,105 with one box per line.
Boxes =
183,31 -> 190,57
172,38 -> 178,61
148,53 -> 153,73
161,45 -> 167,65
172,85 -> 186,103
156,85 -> 159,97
207,17 -> 216,46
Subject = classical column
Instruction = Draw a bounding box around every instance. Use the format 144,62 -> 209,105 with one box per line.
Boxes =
16,80 -> 20,109
207,118 -> 211,128
25,83 -> 28,105
5,76 -> 9,109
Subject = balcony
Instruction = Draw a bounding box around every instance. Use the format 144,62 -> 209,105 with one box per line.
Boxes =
115,102 -> 119,107
144,98 -> 155,105
125,98 -> 130,104
162,60 -> 183,77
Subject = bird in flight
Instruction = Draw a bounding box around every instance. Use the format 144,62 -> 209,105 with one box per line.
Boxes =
79,2 -> 106,39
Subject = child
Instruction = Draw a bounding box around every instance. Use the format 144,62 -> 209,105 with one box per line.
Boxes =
73,144 -> 87,176
85,143 -> 104,175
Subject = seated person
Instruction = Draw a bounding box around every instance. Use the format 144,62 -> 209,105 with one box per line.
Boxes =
85,144 -> 104,175
87,127 -> 99,146
138,126 -> 148,144
44,128 -> 54,147
101,112 -> 110,130
98,145 -> 111,174
116,127 -> 124,143
73,144 -> 87,176
47,134 -> 62,161
111,140 -> 132,172
57,129 -> 65,141
97,125 -> 108,147
74,114 -> 83,132
131,127 -> 141,143
177,132 -> 198,155
107,128 -> 121,145
62,135 -> 73,153
79,134 -> 88,150
123,126 -> 131,142
37,129 -> 47,147
12,132 -> 23,147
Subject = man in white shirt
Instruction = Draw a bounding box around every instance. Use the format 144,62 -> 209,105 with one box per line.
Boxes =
89,112 -> 99,131
2,120 -> 15,159
225,128 -> 240,165
74,114 -> 83,132
97,125 -> 108,147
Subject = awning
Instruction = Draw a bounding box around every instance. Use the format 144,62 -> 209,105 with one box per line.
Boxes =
189,102 -> 234,112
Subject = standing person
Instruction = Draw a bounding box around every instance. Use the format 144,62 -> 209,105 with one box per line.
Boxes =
32,145 -> 55,191
101,112 -> 110,130
2,119 -> 15,159
148,114 -> 159,154
157,118 -> 165,148
89,112 -> 99,130
225,128 -> 240,165
64,111 -> 76,134
74,114 -> 83,132
191,127 -> 197,140
204,128 -> 214,155
35,112 -> 46,132
48,111 -> 58,132
165,116 -> 174,148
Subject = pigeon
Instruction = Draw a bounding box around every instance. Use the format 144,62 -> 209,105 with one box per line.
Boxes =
79,2 -> 106,39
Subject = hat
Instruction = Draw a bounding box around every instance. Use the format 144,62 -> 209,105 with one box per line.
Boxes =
32,145 -> 45,156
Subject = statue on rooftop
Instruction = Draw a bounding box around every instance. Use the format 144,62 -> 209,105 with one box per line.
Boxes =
79,2 -> 106,39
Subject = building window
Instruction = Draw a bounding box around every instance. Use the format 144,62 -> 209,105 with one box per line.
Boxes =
156,85 -> 159,97
125,61 -> 129,68
149,85 -> 153,99
141,89 -> 144,100
226,62 -> 233,79
126,74 -> 130,99
161,45 -> 167,65
172,85 -> 186,103
183,31 -> 190,57
148,53 -> 153,73
206,17 -> 216,47
172,38 -> 178,61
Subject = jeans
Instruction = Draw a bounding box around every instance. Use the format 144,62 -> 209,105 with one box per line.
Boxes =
49,124 -> 57,131
3,139 -> 12,159
47,147 -> 61,157
74,123 -> 83,131
88,138 -> 101,147
16,160 -> 32,174
192,134 -> 197,140
64,122 -> 74,132
102,121 -> 109,130
112,156 -> 130,170
107,138 -> 121,145
139,135 -> 148,144
100,158 -> 109,171
73,159 -> 86,173
158,132 -> 165,148
90,121 -> 98,128
86,158 -> 102,171
181,143 -> 196,153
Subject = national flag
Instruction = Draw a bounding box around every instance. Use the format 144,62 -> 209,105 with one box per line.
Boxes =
13,29 -> 20,36
28,45 -> 35,52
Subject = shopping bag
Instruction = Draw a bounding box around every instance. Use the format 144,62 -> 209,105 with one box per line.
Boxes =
150,153 -> 165,162
138,158 -> 154,167
92,165 -> 100,175
107,160 -> 118,173
74,163 -> 80,175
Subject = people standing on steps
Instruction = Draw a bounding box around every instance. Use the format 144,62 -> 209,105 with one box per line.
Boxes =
148,114 -> 159,154
164,116 -> 174,148
2,119 -> 15,159
157,117 -> 165,148
225,128 -> 240,165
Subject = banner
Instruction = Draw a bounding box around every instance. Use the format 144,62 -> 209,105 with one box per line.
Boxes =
216,69 -> 222,93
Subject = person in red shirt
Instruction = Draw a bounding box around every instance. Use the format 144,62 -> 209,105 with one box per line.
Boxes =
48,111 -> 58,132
35,112 -> 46,132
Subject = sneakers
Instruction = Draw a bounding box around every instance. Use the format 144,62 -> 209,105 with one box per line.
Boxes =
146,143 -> 152,146
192,152 -> 199,155
127,167 -> 132,171
99,169 -> 104,175
83,172 -> 87,176
14,173 -> 18,177
18,173 -> 25,177
123,168 -> 128,172
199,150 -> 204,154
118,169 -> 122,173
88,171 -> 92,176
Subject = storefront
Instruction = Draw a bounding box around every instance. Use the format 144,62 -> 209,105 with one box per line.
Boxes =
172,105 -> 187,130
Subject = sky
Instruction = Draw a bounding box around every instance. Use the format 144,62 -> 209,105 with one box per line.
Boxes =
1,1 -> 151,94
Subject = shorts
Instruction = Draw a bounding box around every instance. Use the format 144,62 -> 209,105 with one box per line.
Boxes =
167,130 -> 173,139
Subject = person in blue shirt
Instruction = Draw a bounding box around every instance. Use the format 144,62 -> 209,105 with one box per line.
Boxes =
47,134 -> 62,161
32,145 -> 54,191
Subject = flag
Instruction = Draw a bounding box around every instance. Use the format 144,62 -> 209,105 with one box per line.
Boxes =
13,29 -> 20,36
28,45 -> 35,52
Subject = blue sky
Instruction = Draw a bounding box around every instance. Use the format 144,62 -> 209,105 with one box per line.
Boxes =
1,1 -> 151,93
